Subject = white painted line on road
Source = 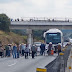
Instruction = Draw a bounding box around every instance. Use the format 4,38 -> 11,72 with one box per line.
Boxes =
8,60 -> 17,67
8,62 -> 17,66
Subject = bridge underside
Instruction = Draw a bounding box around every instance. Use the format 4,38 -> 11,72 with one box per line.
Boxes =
9,25 -> 72,30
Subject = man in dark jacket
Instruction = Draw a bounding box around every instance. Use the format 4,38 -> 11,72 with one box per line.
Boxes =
31,45 -> 37,58
0,44 -> 3,58
5,44 -> 9,57
40,43 -> 45,56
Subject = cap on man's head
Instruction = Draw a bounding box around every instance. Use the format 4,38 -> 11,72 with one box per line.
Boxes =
58,43 -> 61,45
49,42 -> 52,44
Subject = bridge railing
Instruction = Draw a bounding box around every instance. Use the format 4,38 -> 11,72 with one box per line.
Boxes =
45,45 -> 71,72
10,17 -> 72,22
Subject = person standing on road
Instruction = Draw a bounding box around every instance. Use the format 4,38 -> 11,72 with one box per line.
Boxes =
24,44 -> 29,59
5,44 -> 9,57
0,46 -> 4,58
28,43 -> 31,56
8,44 -> 11,57
57,43 -> 61,55
40,43 -> 45,56
20,43 -> 25,56
48,42 -> 53,55
13,44 -> 17,59
0,41 -> 3,58
31,45 -> 37,59
17,44 -> 20,58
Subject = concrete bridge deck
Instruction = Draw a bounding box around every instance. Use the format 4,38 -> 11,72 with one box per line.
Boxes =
10,21 -> 72,30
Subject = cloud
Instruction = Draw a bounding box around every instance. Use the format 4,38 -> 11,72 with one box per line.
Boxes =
0,0 -> 22,3
0,2 -> 21,18
31,0 -> 47,7
0,0 -> 72,18
54,0 -> 69,9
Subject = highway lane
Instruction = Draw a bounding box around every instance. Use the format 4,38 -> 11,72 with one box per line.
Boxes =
0,54 -> 57,72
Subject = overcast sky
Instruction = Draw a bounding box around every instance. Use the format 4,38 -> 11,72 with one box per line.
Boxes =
0,0 -> 72,19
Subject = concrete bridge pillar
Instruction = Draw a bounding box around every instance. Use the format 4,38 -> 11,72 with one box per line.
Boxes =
27,29 -> 33,45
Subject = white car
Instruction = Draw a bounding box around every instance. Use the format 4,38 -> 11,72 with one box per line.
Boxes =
34,42 -> 41,52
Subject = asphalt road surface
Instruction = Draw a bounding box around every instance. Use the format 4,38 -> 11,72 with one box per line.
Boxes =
0,54 -> 57,72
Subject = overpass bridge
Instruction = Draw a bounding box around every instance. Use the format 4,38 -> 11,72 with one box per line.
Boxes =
10,18 -> 72,45
10,20 -> 72,30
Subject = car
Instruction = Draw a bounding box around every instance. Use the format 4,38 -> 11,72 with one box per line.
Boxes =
34,42 -> 41,52
34,42 -> 41,46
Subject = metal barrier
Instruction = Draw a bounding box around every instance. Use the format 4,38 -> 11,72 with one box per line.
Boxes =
45,45 -> 71,72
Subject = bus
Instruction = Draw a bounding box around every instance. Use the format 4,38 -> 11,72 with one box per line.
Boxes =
44,28 -> 63,49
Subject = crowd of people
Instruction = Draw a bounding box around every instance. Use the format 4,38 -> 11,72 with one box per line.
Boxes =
11,18 -> 70,22
0,43 -> 38,59
0,42 -> 62,59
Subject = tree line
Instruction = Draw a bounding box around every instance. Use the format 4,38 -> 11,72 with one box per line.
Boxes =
0,13 -> 10,32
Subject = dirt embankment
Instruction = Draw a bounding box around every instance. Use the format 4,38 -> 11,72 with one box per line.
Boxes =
0,31 -> 27,45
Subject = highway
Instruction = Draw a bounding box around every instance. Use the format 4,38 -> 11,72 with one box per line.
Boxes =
0,54 -> 57,72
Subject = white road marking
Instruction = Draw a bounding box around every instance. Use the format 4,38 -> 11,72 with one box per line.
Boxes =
8,60 -> 17,67
8,62 -> 16,66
